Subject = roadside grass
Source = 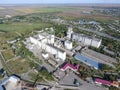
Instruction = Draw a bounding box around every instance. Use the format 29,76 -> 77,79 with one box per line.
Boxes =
0,53 -> 12,75
2,49 -> 15,60
28,72 -> 44,82
31,56 -> 43,65
7,57 -> 31,74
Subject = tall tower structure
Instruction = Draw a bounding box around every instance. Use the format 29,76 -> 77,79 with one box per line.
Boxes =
67,27 -> 73,39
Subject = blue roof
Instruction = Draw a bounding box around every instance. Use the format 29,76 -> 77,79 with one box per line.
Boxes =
0,85 -> 4,90
74,53 -> 101,69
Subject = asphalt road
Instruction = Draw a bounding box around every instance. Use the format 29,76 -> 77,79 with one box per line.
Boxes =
0,52 -> 4,69
0,59 -> 3,69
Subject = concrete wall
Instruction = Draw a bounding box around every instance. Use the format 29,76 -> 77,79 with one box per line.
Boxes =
47,35 -> 55,44
72,33 -> 101,48
64,40 -> 73,50
67,27 -> 73,39
91,39 -> 102,48
46,44 -> 66,61
29,37 -> 42,47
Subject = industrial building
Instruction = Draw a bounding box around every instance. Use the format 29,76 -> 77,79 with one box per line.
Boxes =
26,32 -> 55,49
61,62 -> 79,72
46,44 -> 66,61
67,27 -> 73,39
26,28 -> 67,61
64,40 -> 73,50
74,53 -> 101,69
72,33 -> 102,48
67,27 -> 102,48
95,78 -> 111,86
0,75 -> 21,90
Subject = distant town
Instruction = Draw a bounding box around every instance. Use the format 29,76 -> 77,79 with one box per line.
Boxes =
0,4 -> 120,90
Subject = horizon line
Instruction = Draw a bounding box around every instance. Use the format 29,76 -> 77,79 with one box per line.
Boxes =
0,3 -> 120,5
0,3 -> 120,7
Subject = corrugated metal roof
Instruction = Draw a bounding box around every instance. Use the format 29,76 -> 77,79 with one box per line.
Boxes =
74,53 -> 101,69
95,78 -> 111,85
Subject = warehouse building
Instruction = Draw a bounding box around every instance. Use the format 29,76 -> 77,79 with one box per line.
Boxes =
72,33 -> 102,48
67,27 -> 102,48
0,75 -> 21,90
74,53 -> 101,69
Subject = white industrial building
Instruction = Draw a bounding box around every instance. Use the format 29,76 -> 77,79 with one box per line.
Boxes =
67,27 -> 102,48
26,32 -> 55,48
26,28 -> 66,61
64,40 -> 73,50
67,27 -> 73,39
0,75 -> 21,90
46,44 -> 66,61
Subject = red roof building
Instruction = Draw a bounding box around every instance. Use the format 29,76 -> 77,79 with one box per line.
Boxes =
95,78 -> 112,86
61,63 -> 79,72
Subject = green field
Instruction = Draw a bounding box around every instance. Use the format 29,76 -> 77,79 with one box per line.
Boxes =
0,22 -> 52,41
15,7 -> 78,14
29,72 -> 44,82
2,49 -> 15,60
0,22 -> 52,32
7,58 -> 31,74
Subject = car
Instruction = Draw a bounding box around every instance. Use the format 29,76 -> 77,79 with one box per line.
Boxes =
73,79 -> 80,86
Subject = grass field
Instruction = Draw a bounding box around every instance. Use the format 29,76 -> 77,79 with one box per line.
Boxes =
2,49 -> 15,60
7,58 -> 31,74
14,7 -> 61,14
0,22 -> 52,32
29,72 -> 43,82
0,22 -> 52,41
14,7 -> 78,14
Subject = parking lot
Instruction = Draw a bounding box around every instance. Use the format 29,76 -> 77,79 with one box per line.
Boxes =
59,71 -> 106,90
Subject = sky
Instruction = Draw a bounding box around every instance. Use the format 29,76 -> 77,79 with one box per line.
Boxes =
0,0 -> 120,4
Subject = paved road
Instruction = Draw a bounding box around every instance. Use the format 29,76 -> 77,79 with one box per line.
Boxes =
78,26 -> 120,42
0,58 -> 3,69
